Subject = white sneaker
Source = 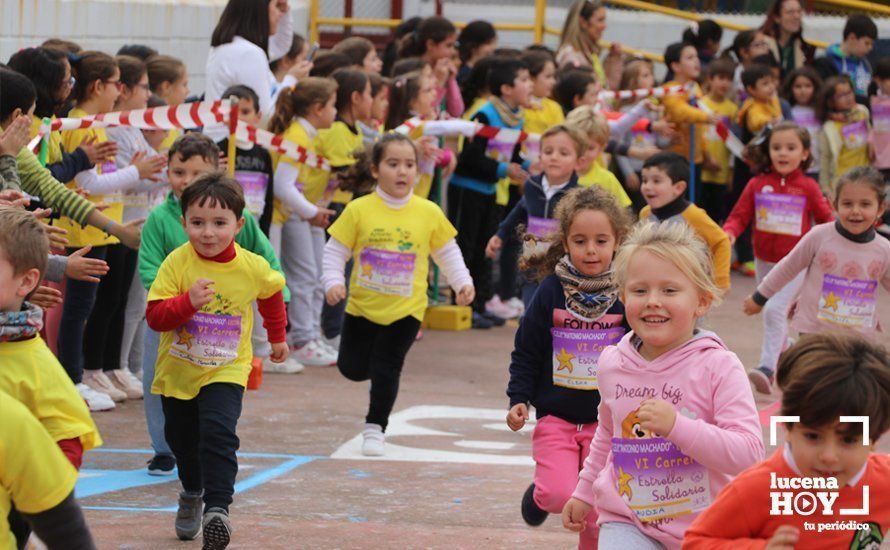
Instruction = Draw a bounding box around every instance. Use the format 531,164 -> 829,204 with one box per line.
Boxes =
77,383 -> 115,412
83,370 -> 127,402
108,369 -> 144,400
290,340 -> 337,366
262,355 -> 305,374
361,423 -> 385,456
485,296 -> 520,320
322,334 -> 341,353
505,297 -> 525,317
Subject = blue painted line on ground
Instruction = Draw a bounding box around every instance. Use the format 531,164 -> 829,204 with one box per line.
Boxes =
80,449 -> 321,512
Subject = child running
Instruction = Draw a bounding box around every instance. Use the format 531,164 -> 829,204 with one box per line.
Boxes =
146,174 -> 288,549
723,122 -> 833,394
322,134 -> 474,456
744,166 -> 890,342
684,332 -> 890,549
505,186 -> 632,549
562,221 -> 763,549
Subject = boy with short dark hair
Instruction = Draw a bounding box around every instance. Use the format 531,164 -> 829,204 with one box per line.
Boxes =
451,57 -> 533,328
639,152 -> 731,290
138,133 -> 296,477
700,58 -> 738,224
146,174 -> 288,548
826,14 -> 877,102
215,85 -> 275,236
738,64 -> 783,138
684,332 -> 890,549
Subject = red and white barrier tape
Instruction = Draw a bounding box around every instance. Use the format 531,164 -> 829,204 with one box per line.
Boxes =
236,121 -> 330,171
596,84 -> 686,101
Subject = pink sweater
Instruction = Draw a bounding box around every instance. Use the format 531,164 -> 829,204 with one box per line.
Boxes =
756,222 -> 890,336
572,331 -> 763,549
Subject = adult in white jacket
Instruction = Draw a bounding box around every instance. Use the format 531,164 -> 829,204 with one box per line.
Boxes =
205,0 -> 310,127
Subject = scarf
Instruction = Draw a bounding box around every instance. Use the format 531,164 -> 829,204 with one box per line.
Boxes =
555,255 -> 619,321
0,302 -> 43,342
489,95 -> 523,128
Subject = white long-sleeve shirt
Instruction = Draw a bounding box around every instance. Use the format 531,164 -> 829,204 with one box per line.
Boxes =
272,118 -> 320,221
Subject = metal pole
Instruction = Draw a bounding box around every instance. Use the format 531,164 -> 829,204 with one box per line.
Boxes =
309,0 -> 319,45
534,0 -> 546,44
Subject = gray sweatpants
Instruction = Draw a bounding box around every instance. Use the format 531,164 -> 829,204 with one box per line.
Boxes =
273,216 -> 325,347
121,268 -> 146,375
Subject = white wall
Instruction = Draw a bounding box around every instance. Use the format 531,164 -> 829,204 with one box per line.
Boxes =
1,0 -> 887,93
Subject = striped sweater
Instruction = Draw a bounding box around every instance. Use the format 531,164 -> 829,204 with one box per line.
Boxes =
10,148 -> 95,226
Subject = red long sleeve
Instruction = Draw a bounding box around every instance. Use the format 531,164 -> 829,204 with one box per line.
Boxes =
57,438 -> 84,470
146,293 -> 197,332
256,290 -> 287,344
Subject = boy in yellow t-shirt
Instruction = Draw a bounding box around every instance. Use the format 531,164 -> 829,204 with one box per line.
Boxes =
700,58 -> 739,224
0,394 -> 95,550
0,206 -> 102,467
0,206 -> 102,548
566,108 -> 632,209
146,174 -> 287,547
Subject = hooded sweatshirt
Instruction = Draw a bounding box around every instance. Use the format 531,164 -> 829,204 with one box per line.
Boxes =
572,330 -> 763,549
723,169 -> 834,263
825,43 -> 872,101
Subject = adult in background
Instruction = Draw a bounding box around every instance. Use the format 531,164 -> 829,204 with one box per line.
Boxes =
556,0 -> 623,90
205,0 -> 310,124
759,0 -> 815,78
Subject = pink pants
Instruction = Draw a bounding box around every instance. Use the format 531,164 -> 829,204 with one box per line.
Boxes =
532,414 -> 599,549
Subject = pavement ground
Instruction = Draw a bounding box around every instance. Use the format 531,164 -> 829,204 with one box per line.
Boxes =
81,273 -> 890,549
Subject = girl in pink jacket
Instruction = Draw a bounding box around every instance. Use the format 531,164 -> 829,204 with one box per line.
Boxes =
562,221 -> 764,549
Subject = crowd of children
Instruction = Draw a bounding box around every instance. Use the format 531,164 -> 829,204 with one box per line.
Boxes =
1,1 -> 890,548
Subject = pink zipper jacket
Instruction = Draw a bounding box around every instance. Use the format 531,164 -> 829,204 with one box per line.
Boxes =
572,330 -> 763,549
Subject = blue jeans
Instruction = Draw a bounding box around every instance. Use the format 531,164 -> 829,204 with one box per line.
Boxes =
142,324 -> 172,457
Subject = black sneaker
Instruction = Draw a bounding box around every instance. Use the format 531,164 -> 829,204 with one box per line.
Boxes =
481,311 -> 506,327
472,312 -> 494,329
521,483 -> 548,526
748,366 -> 774,395
147,454 -> 176,476
175,490 -> 203,541
202,508 -> 232,550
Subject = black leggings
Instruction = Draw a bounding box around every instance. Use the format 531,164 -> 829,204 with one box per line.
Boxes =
337,314 -> 421,431
83,244 -> 138,372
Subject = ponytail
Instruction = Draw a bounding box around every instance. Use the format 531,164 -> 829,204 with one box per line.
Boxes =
268,77 -> 337,134
384,71 -> 423,130
397,16 -> 456,60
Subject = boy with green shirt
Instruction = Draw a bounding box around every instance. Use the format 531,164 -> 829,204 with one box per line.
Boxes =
138,133 -> 300,477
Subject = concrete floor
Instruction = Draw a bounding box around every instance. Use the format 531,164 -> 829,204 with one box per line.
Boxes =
81,273 -> 890,549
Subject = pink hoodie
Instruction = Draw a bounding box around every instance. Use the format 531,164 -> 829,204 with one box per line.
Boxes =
572,330 -> 764,549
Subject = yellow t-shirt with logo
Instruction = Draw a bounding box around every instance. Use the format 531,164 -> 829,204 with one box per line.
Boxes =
159,128 -> 181,155
148,243 -> 285,400
0,394 -> 79,550
579,164 -> 632,208
524,97 -> 564,136
56,107 -> 122,247
700,96 -> 738,185
316,120 -> 364,205
271,121 -> 330,224
29,116 -> 64,165
0,337 -> 102,450
327,193 -> 457,326
835,116 -> 870,178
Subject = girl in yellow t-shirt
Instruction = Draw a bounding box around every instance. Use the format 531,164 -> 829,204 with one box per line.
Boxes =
386,70 -> 455,199
322,134 -> 474,456
817,75 -> 872,195
57,51 -> 165,403
146,55 -> 190,153
268,77 -> 339,366
522,50 -> 564,163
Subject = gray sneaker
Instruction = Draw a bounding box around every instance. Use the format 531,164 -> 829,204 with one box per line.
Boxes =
175,490 -> 203,540
202,507 -> 232,550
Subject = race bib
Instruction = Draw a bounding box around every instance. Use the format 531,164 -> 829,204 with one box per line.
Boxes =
550,327 -> 624,390
234,171 -> 269,218
169,312 -> 242,369
872,96 -> 890,133
632,129 -> 657,147
754,193 -> 806,236
817,274 -> 877,329
524,139 -> 541,163
841,119 -> 867,150
488,139 -> 516,163
357,248 -> 416,297
611,437 -> 711,523
527,216 -> 559,239
100,161 -> 117,175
